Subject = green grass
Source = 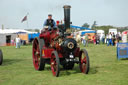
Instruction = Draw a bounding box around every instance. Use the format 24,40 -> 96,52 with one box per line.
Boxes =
0,44 -> 128,85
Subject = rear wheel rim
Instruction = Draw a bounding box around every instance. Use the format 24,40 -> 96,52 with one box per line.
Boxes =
32,38 -> 40,70
80,51 -> 87,73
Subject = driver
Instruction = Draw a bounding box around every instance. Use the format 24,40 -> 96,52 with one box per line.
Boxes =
43,14 -> 56,31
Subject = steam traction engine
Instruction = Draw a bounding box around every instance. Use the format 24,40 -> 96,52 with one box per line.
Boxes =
32,5 -> 90,77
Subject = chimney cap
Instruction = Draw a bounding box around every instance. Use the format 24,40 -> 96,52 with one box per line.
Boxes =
63,5 -> 71,9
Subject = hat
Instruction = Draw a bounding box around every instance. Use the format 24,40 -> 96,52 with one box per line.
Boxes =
48,14 -> 52,16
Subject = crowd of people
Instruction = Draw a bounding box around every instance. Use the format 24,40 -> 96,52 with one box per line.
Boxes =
80,32 -> 121,47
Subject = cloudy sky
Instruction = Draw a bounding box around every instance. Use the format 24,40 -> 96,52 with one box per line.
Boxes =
0,0 -> 128,29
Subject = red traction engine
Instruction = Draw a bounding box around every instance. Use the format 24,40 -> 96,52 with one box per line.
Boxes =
32,5 -> 90,77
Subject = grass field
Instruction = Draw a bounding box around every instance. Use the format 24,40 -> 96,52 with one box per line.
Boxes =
0,44 -> 128,85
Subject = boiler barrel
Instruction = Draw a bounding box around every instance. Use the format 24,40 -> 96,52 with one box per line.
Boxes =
63,5 -> 71,30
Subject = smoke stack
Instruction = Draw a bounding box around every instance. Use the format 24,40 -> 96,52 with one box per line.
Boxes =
63,5 -> 71,31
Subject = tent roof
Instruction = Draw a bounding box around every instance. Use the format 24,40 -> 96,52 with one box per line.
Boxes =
71,25 -> 91,30
0,29 -> 37,34
79,30 -> 96,36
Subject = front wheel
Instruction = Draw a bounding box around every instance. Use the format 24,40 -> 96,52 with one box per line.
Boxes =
79,49 -> 90,74
51,51 -> 60,77
0,49 -> 3,65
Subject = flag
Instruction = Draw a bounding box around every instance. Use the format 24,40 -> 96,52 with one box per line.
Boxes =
21,15 -> 27,23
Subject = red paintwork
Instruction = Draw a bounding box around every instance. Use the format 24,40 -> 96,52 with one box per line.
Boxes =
39,29 -> 59,43
41,48 -> 63,59
32,38 -> 40,70
74,47 -> 80,57
39,29 -> 81,59
79,51 -> 87,73
39,30 -> 51,43
39,29 -> 63,59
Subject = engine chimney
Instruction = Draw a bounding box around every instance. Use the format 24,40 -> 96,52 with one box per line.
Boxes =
63,5 -> 71,31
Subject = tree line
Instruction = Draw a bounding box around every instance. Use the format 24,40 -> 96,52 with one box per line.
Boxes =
82,21 -> 128,35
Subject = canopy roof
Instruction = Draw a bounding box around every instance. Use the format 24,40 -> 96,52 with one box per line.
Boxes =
0,29 -> 37,34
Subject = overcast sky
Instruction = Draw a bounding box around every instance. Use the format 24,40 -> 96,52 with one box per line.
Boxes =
0,0 -> 128,29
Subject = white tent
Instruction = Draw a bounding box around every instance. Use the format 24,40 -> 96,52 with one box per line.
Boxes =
0,29 -> 37,34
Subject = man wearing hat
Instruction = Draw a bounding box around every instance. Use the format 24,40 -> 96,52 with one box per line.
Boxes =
43,14 -> 56,30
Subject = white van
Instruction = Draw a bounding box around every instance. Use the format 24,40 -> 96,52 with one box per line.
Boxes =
96,30 -> 105,40
109,29 -> 117,35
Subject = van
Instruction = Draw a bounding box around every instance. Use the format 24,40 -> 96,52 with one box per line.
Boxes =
109,29 -> 117,35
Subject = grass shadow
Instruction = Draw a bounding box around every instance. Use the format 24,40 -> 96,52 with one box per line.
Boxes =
89,66 -> 98,74
42,64 -> 99,77
2,59 -> 23,66
120,58 -> 128,60
60,65 -> 99,77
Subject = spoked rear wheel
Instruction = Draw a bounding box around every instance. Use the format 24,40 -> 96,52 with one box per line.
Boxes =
0,49 -> 3,65
79,49 -> 90,74
51,51 -> 60,77
32,37 -> 45,70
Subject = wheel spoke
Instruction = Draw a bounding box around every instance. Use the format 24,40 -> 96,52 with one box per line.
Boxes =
79,50 -> 89,74
50,51 -> 60,77
82,64 -> 86,72
83,57 -> 87,64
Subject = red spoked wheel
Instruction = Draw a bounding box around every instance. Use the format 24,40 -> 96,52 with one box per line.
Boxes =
79,49 -> 90,74
32,37 -> 45,70
51,51 -> 60,77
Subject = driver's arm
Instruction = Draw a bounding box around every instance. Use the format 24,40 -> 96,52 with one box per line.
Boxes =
53,20 -> 56,28
43,19 -> 47,26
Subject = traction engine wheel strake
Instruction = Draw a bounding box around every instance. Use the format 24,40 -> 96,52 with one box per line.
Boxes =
79,49 -> 90,74
51,51 -> 60,77
33,39 -> 40,70
32,38 -> 45,70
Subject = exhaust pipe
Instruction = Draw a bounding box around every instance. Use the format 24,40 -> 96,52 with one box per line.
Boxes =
63,5 -> 71,31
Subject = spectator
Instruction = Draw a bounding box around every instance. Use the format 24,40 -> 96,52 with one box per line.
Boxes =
83,34 -> 88,47
101,34 -> 105,44
112,32 -> 116,46
96,34 -> 100,44
116,33 -> 120,43
16,35 -> 21,48
106,34 -> 109,44
11,39 -> 14,46
107,32 -> 113,46
92,34 -> 96,45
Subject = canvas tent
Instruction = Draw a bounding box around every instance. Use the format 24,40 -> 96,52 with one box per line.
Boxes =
0,29 -> 37,46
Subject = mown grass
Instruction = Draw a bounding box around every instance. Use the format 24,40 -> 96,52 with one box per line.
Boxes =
0,44 -> 128,85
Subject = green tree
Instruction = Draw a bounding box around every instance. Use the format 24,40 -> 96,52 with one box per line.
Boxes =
82,23 -> 90,28
91,21 -> 97,30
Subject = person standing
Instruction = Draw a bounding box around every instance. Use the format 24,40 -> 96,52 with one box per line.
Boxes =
112,32 -> 116,46
16,35 -> 21,48
116,33 -> 120,43
96,34 -> 100,44
83,34 -> 89,47
92,34 -> 96,45
107,32 -> 113,46
101,34 -> 105,44
106,34 -> 109,44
